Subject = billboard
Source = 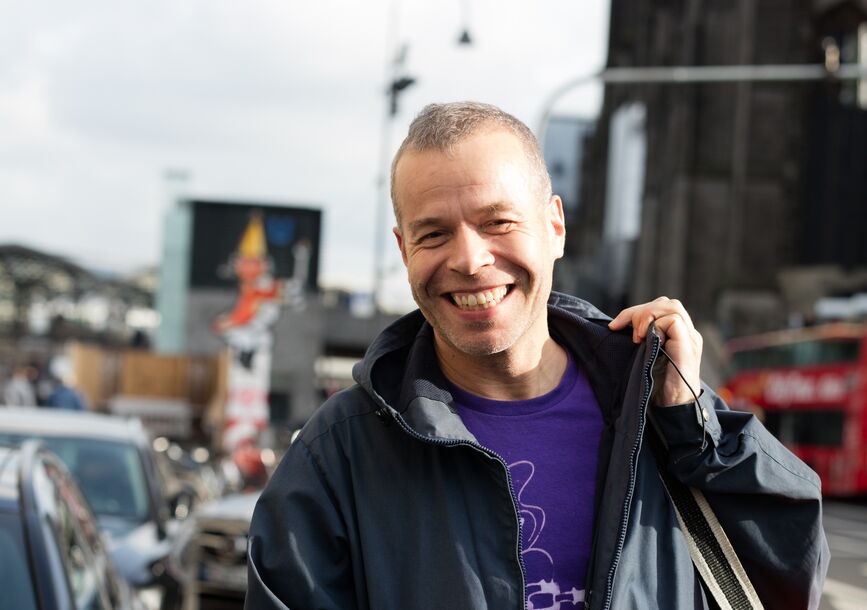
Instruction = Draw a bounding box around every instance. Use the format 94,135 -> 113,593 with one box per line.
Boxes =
189,200 -> 321,290
188,200 -> 322,451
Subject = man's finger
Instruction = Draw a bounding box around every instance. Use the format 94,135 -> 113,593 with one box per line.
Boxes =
608,300 -> 664,331
639,301 -> 693,332
649,312 -> 695,343
665,298 -> 694,329
650,313 -> 677,338
634,310 -> 658,343
609,297 -> 696,341
608,305 -> 639,330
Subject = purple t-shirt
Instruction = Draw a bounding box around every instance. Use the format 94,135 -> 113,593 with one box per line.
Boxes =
449,351 -> 603,609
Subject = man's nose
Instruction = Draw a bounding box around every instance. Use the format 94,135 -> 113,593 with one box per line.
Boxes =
448,226 -> 495,275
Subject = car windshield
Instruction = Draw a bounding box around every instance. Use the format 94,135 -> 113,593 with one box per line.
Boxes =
0,434 -> 151,523
0,513 -> 38,610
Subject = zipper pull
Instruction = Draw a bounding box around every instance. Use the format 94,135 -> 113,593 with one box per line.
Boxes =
375,407 -> 392,426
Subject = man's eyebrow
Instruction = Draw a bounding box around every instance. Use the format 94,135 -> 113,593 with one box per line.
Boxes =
481,202 -> 518,215
407,217 -> 444,234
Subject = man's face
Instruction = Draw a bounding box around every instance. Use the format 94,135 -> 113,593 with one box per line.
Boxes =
393,129 -> 565,361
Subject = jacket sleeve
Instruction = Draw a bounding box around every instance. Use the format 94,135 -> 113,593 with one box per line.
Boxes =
650,384 -> 830,610
245,438 -> 358,610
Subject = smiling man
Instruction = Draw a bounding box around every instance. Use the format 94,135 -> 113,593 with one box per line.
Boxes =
246,103 -> 828,610
394,128 -> 568,400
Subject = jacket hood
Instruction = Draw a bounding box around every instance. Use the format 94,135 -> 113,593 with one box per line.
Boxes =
351,292 -> 624,440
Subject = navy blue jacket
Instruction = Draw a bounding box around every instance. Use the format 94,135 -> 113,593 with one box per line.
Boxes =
47,384 -> 86,410
246,293 -> 829,609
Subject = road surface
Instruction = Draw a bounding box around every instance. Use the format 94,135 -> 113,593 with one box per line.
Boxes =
821,499 -> 867,610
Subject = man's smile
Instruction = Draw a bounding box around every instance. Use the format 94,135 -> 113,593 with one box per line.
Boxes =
447,285 -> 511,311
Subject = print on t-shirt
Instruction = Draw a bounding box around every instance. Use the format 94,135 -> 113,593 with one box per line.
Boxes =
511,460 -> 585,609
449,351 -> 602,610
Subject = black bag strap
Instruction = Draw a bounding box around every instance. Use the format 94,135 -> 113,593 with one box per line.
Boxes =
648,345 -> 764,610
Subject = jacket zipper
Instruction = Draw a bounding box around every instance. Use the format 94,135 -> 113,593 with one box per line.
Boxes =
597,333 -> 661,610
383,408 -> 528,610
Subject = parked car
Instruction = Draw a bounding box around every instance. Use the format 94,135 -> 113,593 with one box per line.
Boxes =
0,441 -> 146,609
0,408 -> 195,610
152,438 -> 225,514
174,491 -> 260,608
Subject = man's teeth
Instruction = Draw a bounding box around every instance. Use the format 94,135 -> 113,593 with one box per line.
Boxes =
451,286 -> 508,310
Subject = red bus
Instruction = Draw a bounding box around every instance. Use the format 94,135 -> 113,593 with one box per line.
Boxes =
721,323 -> 867,496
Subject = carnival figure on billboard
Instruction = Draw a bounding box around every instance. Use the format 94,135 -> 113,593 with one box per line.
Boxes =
213,212 -> 282,451
213,212 -> 285,369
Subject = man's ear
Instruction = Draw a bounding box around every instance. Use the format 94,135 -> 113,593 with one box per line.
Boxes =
548,195 -> 566,259
393,226 -> 409,266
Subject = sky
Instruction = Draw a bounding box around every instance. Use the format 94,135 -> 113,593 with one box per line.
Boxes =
0,0 -> 609,312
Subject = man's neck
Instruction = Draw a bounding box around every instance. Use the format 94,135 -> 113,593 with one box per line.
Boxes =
435,335 -> 569,401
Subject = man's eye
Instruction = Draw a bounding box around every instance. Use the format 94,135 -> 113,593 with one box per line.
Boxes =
487,220 -> 515,233
418,231 -> 445,243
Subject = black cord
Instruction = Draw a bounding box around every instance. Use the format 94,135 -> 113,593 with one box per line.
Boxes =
657,342 -> 707,452
656,343 -> 701,404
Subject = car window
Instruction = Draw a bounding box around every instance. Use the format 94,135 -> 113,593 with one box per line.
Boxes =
46,458 -> 128,608
0,513 -> 38,610
34,458 -> 112,610
0,432 -> 152,524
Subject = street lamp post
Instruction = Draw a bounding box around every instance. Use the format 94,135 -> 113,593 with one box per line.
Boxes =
372,41 -> 416,314
371,2 -> 473,313
537,62 -> 867,146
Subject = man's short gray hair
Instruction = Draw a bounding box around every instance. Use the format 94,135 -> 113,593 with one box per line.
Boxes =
390,102 -> 552,223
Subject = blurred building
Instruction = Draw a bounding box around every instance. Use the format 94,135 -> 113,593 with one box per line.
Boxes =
544,116 -> 595,216
543,116 -> 597,298
0,243 -> 155,354
567,0 -> 867,337
155,200 -> 399,433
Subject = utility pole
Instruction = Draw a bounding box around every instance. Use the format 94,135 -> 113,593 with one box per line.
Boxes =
372,38 -> 416,314
372,1 -> 473,312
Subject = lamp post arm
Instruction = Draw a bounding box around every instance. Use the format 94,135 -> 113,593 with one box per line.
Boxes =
537,63 -> 867,147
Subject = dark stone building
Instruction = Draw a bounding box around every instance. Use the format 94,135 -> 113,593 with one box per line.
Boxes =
567,0 -> 867,337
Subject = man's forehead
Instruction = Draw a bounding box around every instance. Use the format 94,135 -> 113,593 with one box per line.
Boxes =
392,129 -> 538,225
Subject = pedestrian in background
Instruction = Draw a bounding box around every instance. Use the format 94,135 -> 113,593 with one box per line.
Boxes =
246,102 -> 829,609
46,355 -> 87,410
2,363 -> 37,407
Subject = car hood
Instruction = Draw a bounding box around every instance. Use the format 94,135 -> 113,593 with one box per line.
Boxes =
101,516 -> 173,586
195,491 -> 260,523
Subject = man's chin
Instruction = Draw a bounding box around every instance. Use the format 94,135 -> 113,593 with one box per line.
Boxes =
434,328 -> 513,359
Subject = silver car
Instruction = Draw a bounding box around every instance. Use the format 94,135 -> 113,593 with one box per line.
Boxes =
175,491 -> 260,608
0,441 -> 146,609
0,408 -> 193,610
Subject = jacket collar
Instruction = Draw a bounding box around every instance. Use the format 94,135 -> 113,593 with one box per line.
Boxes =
353,292 -> 636,441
